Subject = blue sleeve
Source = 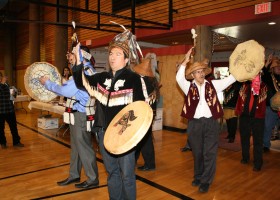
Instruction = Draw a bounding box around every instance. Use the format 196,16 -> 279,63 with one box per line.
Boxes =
44,79 -> 78,98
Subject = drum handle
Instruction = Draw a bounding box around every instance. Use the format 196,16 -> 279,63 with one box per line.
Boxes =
189,28 -> 197,61
178,28 -> 197,66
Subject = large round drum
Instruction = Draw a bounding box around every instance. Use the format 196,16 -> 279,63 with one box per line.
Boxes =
104,101 -> 153,155
229,40 -> 265,82
24,62 -> 61,102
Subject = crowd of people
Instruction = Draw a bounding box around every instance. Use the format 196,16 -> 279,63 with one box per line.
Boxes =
176,45 -> 280,193
2,24 -> 279,198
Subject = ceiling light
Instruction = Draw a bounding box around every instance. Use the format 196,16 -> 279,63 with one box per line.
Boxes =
172,42 -> 179,45
268,22 -> 276,25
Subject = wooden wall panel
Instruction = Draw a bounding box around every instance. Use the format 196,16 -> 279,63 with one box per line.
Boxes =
16,69 -> 26,95
16,23 -> 30,68
157,54 -> 187,129
41,6 -> 56,63
70,0 -> 269,46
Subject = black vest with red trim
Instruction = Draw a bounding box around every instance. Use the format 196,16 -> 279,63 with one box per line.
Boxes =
235,82 -> 267,119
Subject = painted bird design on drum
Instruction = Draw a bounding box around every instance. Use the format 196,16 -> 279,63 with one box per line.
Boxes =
234,49 -> 255,73
114,110 -> 137,135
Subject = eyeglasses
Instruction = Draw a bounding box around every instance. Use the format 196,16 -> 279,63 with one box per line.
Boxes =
193,69 -> 205,75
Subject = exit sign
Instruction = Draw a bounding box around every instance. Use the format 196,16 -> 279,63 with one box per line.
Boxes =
255,2 -> 271,15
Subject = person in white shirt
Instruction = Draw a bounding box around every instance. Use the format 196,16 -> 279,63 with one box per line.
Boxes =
176,47 -> 236,193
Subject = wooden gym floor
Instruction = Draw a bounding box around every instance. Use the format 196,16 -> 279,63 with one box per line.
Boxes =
0,109 -> 280,200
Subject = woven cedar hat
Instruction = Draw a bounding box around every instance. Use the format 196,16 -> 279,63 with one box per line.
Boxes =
133,58 -> 154,77
108,21 -> 143,64
271,56 -> 280,68
229,40 -> 265,82
185,59 -> 212,79
109,39 -> 130,58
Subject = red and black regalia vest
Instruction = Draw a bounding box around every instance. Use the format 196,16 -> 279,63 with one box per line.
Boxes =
181,81 -> 223,120
235,82 -> 267,119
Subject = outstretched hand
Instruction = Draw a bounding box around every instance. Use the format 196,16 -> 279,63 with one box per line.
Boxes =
265,54 -> 273,67
39,76 -> 49,85
181,47 -> 194,66
72,42 -> 81,66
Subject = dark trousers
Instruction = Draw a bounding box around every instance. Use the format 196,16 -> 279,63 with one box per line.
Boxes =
135,126 -> 155,168
188,117 -> 220,185
68,112 -> 98,182
0,112 -> 21,145
98,129 -> 136,200
239,115 -> 264,169
183,138 -> 191,148
226,117 -> 238,140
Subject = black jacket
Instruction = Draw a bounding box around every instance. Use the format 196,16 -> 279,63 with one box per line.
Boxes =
0,83 -> 14,114
72,64 -> 145,129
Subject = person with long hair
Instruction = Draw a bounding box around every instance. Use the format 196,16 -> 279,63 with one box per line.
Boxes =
59,66 -> 72,104
62,66 -> 72,83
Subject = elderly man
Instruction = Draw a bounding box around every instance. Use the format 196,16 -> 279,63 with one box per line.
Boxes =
176,48 -> 236,193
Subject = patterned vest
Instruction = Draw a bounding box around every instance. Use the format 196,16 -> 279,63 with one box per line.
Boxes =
181,81 -> 223,119
63,64 -> 96,131
235,82 -> 267,119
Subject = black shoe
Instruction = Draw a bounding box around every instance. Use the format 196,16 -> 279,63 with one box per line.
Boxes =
199,183 -> 210,193
240,159 -> 249,164
263,147 -> 270,153
228,138 -> 234,143
75,180 -> 99,189
191,179 -> 200,187
253,166 -> 261,172
180,146 -> 192,152
137,166 -> 155,171
1,144 -> 7,149
13,142 -> 24,147
57,177 -> 80,186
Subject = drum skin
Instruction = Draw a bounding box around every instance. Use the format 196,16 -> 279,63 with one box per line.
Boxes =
229,40 -> 265,82
24,62 -> 61,102
104,101 -> 153,155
